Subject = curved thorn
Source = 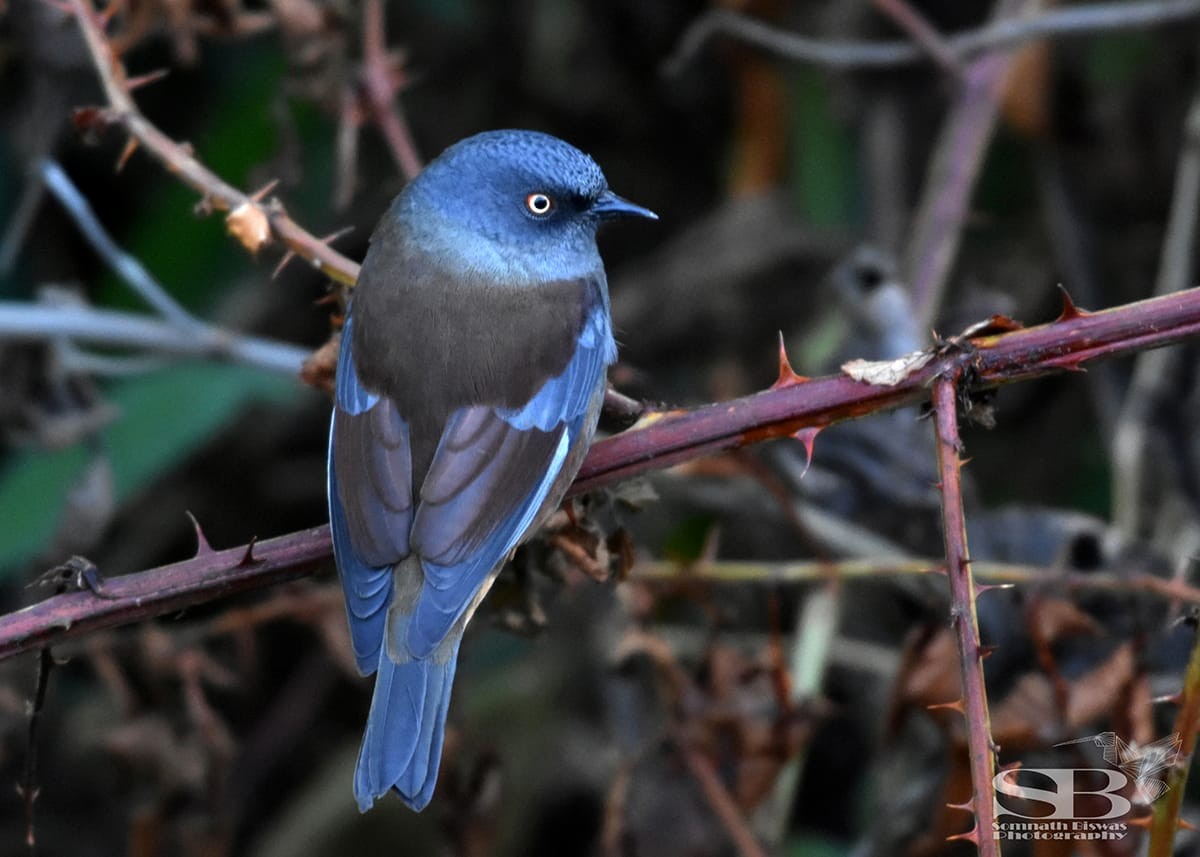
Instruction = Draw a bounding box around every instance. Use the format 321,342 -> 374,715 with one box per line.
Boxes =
1056,284 -> 1091,321
272,249 -> 297,280
115,136 -> 138,172
771,331 -> 808,389
927,698 -> 966,714
792,426 -> 821,476
125,68 -> 169,92
186,510 -> 216,556
238,536 -> 260,567
249,179 -> 280,203
945,825 -> 979,844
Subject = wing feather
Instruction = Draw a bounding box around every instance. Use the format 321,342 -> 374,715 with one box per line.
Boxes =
329,320 -> 416,673
399,303 -> 614,659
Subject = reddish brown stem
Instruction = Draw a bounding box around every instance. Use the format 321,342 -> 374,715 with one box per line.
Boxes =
1,528 -> 331,660
678,745 -> 769,857
932,373 -> 998,853
1148,621 -> 1200,854
574,286 -> 1200,494
360,0 -> 422,182
3,289 -> 1200,660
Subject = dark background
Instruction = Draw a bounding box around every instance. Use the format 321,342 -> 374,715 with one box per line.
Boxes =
1,1 -> 1199,855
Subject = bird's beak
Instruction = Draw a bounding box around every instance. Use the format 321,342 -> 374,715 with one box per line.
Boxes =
591,190 -> 658,221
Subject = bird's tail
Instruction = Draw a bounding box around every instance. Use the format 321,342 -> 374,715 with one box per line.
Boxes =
353,634 -> 461,812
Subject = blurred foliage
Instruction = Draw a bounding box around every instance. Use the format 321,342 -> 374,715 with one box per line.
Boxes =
790,68 -> 857,228
1085,32 -> 1155,89
0,363 -> 299,572
0,42 -> 307,573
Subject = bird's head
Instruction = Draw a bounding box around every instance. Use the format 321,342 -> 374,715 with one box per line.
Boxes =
397,130 -> 655,277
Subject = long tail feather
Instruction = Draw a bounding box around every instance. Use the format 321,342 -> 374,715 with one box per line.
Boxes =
353,636 -> 461,812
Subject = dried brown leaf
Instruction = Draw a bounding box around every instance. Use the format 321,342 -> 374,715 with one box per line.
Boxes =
896,627 -> 962,713
300,334 -> 339,394
990,673 -> 1057,748
1028,597 -> 1104,643
841,350 -> 935,386
1066,642 -> 1136,728
225,201 -> 271,254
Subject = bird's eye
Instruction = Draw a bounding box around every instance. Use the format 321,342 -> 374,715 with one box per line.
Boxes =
525,192 -> 554,217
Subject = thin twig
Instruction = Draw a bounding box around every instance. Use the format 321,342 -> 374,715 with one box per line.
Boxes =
68,0 -> 360,286
931,371 -> 998,854
5,288 -> 1200,658
19,649 -> 53,850
0,302 -> 308,376
359,0 -> 422,182
872,0 -> 963,76
1152,100 -> 1200,300
1148,617 -> 1200,855
754,585 -> 837,845
55,343 -> 171,376
601,386 -> 648,427
40,159 -> 200,330
904,0 -> 1041,329
632,558 -> 1200,604
20,160 -> 309,377
678,744 -> 769,857
665,0 -> 1200,75
1113,69 -> 1200,539
0,168 -> 47,276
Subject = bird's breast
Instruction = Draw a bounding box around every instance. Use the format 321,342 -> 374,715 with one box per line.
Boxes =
349,226 -> 604,482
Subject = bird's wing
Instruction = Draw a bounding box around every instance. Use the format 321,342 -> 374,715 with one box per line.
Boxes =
399,303 -> 614,659
329,316 -> 415,674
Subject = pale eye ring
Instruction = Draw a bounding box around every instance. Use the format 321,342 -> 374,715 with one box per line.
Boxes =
525,192 -> 554,217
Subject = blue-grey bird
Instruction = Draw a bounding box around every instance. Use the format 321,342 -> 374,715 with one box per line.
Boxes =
327,130 -> 656,811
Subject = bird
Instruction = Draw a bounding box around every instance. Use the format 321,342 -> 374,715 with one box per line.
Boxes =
327,129 -> 656,812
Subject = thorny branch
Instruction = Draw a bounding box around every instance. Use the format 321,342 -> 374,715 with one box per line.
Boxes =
574,287 -> 1200,494
68,0 -> 360,286
0,527 -> 331,661
931,373 -> 997,853
5,287 -> 1200,659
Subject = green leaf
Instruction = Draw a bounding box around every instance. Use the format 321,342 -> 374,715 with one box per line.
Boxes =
790,69 -> 857,228
787,833 -> 850,857
1085,33 -> 1153,89
96,46 -> 286,315
0,362 -> 303,577
662,514 -> 717,563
